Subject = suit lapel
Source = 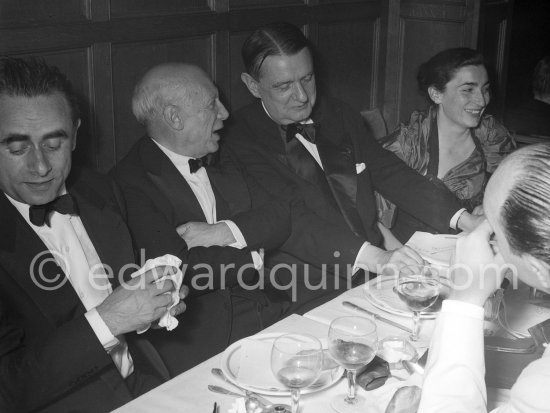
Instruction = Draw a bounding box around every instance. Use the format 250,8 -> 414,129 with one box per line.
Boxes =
0,194 -> 84,326
140,137 -> 206,223
313,101 -> 366,238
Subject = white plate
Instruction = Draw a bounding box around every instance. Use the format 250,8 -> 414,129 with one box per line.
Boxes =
220,332 -> 344,396
363,276 -> 450,319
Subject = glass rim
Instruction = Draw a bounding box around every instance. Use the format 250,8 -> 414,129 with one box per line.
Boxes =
329,315 -> 377,335
272,332 -> 323,354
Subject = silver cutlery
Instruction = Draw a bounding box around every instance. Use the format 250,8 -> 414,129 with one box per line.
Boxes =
342,301 -> 413,334
208,385 -> 290,412
211,368 -> 276,405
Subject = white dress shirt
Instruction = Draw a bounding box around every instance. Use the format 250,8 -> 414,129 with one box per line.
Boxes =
6,192 -> 134,378
152,139 -> 263,269
419,299 -> 550,413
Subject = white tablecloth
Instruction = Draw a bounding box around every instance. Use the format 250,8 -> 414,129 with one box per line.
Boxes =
113,284 -> 513,413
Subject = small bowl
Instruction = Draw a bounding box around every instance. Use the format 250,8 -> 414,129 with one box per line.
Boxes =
378,336 -> 417,370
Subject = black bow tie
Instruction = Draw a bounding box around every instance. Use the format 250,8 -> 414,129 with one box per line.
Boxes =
29,194 -> 79,227
188,156 -> 210,173
282,122 -> 317,144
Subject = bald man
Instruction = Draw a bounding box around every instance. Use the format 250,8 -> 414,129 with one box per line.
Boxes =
112,63 -> 291,374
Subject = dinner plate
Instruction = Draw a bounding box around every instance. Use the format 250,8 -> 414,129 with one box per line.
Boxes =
220,332 -> 344,396
363,275 -> 451,319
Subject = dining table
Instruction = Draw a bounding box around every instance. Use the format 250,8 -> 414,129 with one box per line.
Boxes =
111,276 -> 538,413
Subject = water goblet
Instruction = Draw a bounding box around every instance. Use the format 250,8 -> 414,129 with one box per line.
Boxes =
328,316 -> 378,413
396,264 -> 442,343
271,333 -> 323,413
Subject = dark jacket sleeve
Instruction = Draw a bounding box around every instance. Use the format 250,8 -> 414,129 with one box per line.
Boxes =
340,102 -> 462,232
220,145 -> 291,250
0,300 -> 113,412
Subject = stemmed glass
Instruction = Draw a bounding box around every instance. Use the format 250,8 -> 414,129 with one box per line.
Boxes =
396,264 -> 441,343
328,316 -> 378,413
271,333 -> 323,413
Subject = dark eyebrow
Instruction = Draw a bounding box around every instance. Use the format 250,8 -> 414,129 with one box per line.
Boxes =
0,133 -> 30,145
460,81 -> 491,88
0,130 -> 69,145
43,130 -> 69,140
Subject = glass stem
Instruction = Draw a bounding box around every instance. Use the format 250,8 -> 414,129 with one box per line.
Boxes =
290,388 -> 300,413
345,369 -> 358,404
411,311 -> 420,341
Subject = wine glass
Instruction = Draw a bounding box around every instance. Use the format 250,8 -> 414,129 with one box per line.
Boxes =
328,316 -> 378,413
396,264 -> 442,343
271,333 -> 323,413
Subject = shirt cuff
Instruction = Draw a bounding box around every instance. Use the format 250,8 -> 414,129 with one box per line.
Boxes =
85,308 -> 120,352
449,208 -> 467,230
352,241 -> 372,274
441,299 -> 485,320
219,220 -> 247,249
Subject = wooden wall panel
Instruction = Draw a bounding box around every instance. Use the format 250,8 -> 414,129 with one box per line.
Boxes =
111,35 -> 214,161
228,30 -> 255,112
0,0 -> 89,27
398,19 -> 465,123
383,0 -> 479,130
316,18 -> 379,110
110,0 -> 211,18
0,0 -> 484,171
229,0 -> 304,9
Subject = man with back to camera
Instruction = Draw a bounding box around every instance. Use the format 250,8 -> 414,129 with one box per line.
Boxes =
112,63 -> 293,374
226,22 -> 483,278
0,57 -> 187,412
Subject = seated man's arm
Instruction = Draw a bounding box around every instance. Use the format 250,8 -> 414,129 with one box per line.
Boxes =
115,181 -> 256,289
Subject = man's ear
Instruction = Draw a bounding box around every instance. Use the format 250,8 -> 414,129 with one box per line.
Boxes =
428,86 -> 442,105
71,118 -> 81,151
241,72 -> 261,99
525,254 -> 550,290
163,105 -> 184,131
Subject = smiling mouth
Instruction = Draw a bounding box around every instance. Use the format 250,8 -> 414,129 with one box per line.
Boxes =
465,108 -> 484,116
26,180 -> 54,190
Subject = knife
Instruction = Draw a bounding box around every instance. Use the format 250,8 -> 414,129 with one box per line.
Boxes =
342,301 -> 413,334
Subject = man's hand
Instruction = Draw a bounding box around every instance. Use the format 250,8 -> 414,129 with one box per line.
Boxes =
176,221 -> 236,248
97,265 -> 177,336
449,219 -> 506,306
457,210 -> 485,232
170,284 -> 189,317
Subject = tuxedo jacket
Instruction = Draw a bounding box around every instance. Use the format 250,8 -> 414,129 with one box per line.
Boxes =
111,137 -> 291,373
0,168 -> 168,413
226,97 -> 463,267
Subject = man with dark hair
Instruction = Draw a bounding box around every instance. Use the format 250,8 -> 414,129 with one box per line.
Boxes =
227,22 -> 481,277
0,57 -> 186,412
112,63 -> 291,374
507,56 -> 550,137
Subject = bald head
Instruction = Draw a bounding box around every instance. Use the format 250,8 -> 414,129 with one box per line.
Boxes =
484,143 -> 550,262
132,63 -> 211,126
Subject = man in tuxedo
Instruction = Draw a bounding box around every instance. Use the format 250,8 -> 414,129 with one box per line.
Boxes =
0,58 -> 187,412
112,63 -> 292,374
226,22 -> 483,276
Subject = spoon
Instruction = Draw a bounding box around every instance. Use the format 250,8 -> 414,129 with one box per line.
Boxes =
208,385 -> 290,412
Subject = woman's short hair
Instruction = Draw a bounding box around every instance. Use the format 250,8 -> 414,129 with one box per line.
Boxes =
501,143 -> 550,263
417,47 -> 485,103
532,56 -> 550,96
0,57 -> 80,124
242,22 -> 310,80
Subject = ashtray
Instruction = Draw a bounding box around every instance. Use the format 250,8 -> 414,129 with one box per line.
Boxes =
378,336 -> 417,370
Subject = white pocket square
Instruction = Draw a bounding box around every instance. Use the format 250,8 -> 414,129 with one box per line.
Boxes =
356,163 -> 366,174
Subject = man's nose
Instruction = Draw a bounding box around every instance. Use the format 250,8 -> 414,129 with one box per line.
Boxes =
29,148 -> 52,176
293,82 -> 308,103
216,99 -> 229,121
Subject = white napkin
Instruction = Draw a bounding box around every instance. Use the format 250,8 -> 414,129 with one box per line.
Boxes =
131,254 -> 183,333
